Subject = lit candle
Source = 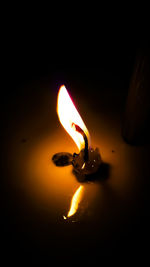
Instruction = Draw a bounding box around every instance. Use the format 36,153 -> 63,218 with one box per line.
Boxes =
52,85 -> 102,181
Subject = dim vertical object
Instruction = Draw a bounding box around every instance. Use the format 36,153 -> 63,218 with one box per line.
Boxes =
122,43 -> 150,145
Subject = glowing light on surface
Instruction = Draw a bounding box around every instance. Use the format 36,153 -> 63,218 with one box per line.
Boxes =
66,185 -> 84,218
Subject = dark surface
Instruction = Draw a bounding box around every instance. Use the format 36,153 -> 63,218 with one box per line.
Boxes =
1,39 -> 150,264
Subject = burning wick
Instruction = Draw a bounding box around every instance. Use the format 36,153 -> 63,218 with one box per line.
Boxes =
72,123 -> 89,162
52,85 -> 102,181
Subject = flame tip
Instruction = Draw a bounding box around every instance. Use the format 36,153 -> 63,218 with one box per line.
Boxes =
59,84 -> 66,90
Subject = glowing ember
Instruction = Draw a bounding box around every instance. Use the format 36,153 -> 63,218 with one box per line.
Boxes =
57,85 -> 90,151
66,185 -> 84,218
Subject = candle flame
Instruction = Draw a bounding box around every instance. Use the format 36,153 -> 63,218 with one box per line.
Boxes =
67,185 -> 84,218
57,85 -> 89,151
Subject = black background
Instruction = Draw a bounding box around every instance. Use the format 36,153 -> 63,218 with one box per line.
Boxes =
1,15 -> 150,265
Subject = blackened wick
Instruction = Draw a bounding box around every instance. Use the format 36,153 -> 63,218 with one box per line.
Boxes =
72,123 -> 89,162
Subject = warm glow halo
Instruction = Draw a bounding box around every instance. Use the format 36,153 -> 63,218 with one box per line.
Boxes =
57,85 -> 90,151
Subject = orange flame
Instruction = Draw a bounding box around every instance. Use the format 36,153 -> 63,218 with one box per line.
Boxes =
57,85 -> 90,151
64,185 -> 84,219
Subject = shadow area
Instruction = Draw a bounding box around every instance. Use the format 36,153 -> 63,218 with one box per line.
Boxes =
72,162 -> 110,183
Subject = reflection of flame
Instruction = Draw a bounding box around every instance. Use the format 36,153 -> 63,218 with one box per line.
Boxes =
65,185 -> 84,219
57,85 -> 89,151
